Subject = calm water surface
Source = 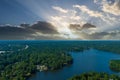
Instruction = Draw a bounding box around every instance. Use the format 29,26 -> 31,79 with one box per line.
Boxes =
30,49 -> 120,80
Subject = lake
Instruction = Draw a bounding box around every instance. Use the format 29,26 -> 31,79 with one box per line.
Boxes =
29,49 -> 120,80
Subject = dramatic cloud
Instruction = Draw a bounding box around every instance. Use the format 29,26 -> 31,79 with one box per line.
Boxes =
73,4 -> 120,28
0,0 -> 120,40
0,20 -> 120,40
0,21 -> 60,40
30,21 -> 58,34
48,0 -> 120,40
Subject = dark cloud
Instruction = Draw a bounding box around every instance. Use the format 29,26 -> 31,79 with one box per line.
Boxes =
88,31 -> 120,39
82,23 -> 96,29
89,32 -> 109,39
69,23 -> 96,31
73,31 -> 120,40
0,21 -> 59,40
69,24 -> 81,30
0,25 -> 34,40
0,25 -> 33,35
20,21 -> 59,34
30,21 -> 58,34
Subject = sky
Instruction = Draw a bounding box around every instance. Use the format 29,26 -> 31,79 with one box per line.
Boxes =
0,0 -> 120,40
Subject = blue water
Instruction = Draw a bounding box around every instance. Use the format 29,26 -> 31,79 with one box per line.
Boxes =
30,49 -> 120,80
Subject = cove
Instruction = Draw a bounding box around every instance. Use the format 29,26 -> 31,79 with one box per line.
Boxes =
29,49 -> 120,80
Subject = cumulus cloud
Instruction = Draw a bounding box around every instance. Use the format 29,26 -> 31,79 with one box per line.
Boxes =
94,0 -> 120,16
50,2 -> 120,39
102,0 -> 120,16
73,5 -> 103,18
51,6 -> 85,24
73,4 -> 120,27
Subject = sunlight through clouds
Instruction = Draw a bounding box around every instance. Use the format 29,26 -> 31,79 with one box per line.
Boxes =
1,0 -> 120,40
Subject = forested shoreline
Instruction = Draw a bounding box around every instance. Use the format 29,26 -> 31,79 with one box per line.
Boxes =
110,60 -> 120,72
0,41 -> 120,80
68,72 -> 120,80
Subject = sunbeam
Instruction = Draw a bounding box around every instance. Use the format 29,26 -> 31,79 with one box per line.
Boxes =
0,0 -> 120,40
